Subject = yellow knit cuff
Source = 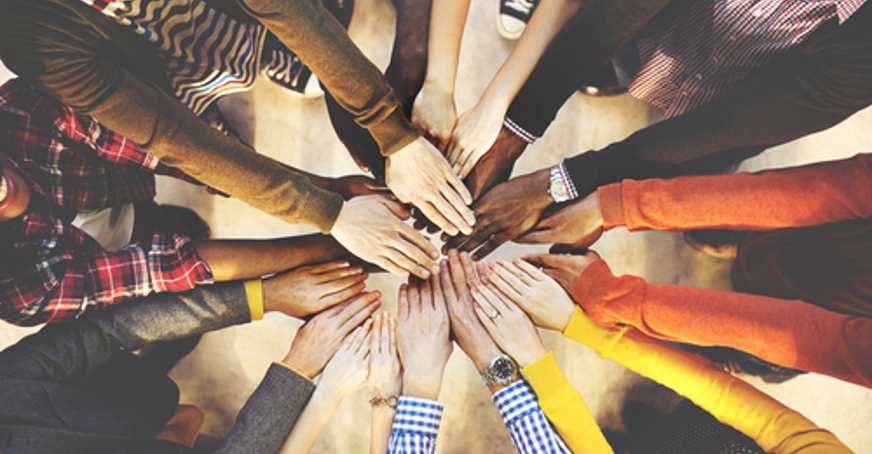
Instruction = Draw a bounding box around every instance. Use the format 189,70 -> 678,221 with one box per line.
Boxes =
275,361 -> 315,384
244,279 -> 264,321
522,351 -> 565,394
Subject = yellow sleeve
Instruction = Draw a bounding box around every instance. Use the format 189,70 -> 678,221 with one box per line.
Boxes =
563,308 -> 854,454
244,279 -> 264,321
523,351 -> 614,454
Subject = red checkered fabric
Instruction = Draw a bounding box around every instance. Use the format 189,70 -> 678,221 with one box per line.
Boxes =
0,79 -> 213,326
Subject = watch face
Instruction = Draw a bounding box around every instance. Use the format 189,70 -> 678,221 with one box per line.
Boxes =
491,356 -> 517,381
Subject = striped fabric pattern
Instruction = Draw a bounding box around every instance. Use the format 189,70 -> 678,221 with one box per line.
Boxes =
494,382 -> 572,454
78,0 -> 266,115
629,0 -> 866,118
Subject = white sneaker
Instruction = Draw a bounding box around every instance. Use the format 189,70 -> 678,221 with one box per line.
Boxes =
497,0 -> 539,40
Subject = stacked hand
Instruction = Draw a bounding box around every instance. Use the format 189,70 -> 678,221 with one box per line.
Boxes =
517,192 -> 604,249
318,322 -> 373,401
520,248 -> 602,296
446,102 -> 506,179
368,313 -> 402,403
412,82 -> 458,152
263,261 -> 368,318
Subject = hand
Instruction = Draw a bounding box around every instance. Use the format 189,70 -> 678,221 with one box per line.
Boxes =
440,249 -> 503,372
463,127 -> 527,200
446,102 -> 507,179
396,276 -> 453,400
519,248 -> 602,296
516,192 -> 604,249
444,168 -> 553,259
470,280 -> 547,368
368,312 -> 402,400
283,291 -> 382,379
318,322 -> 373,401
330,174 -> 388,201
331,195 -> 439,279
412,82 -> 457,152
385,136 -> 474,236
263,261 -> 368,317
479,259 -> 576,332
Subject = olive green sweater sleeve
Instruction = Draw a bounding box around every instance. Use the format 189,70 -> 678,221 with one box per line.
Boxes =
236,0 -> 420,156
0,0 -> 343,232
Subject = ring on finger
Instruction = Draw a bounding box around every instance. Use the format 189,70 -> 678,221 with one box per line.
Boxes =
488,311 -> 500,320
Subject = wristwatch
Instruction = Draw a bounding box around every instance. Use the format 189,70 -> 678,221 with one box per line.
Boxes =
548,164 -> 571,203
480,354 -> 520,386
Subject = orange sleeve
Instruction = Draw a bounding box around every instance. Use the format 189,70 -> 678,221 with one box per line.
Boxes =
597,153 -> 872,232
572,259 -> 872,390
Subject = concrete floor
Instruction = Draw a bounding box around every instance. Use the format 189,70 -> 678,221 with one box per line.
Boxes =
1,0 -> 872,451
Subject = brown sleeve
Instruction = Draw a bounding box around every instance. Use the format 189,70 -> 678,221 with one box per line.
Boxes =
236,0 -> 420,156
573,259 -> 872,389
597,153 -> 872,232
0,0 -> 343,232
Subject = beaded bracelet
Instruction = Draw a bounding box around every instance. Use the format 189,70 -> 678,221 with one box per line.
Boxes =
369,395 -> 399,408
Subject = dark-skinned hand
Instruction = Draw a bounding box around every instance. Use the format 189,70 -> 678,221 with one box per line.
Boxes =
516,192 -> 604,249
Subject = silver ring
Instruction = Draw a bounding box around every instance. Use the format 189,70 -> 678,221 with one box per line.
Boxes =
489,311 -> 500,320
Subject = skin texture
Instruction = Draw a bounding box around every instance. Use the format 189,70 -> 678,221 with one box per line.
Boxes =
440,250 -> 503,373
282,292 -> 381,379
0,156 -> 32,223
463,127 -> 528,201
520,249 -> 602,296
445,168 -> 552,259
279,323 -> 372,454
331,195 -> 440,279
368,313 -> 401,454
470,279 -> 548,369
516,192 -> 604,249
396,276 -> 453,401
480,259 -> 576,333
262,261 -> 368,318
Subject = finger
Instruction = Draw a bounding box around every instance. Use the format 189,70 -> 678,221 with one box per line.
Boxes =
473,279 -> 512,314
385,247 -> 431,280
469,285 -> 498,319
379,313 -> 389,355
318,273 -> 368,297
494,260 -> 535,289
514,225 -> 563,244
407,278 -> 421,314
416,199 -> 460,237
435,185 -> 474,235
517,253 -> 563,270
346,320 -> 370,351
484,264 -> 524,303
458,223 -> 499,256
388,315 -> 397,358
307,260 -> 352,275
458,150 -> 479,180
513,258 -> 548,282
430,270 -> 446,314
476,262 -> 493,286
419,275 -> 433,310
458,250 -> 479,284
396,219 -> 440,263
398,284 -> 410,321
438,259 -> 458,305
444,166 -> 474,206
471,233 -> 509,261
319,281 -> 367,308
372,314 -> 383,355
375,255 -> 411,279
445,139 -> 462,167
315,265 -> 365,283
382,197 -> 413,221
338,298 -> 381,335
472,302 -> 498,334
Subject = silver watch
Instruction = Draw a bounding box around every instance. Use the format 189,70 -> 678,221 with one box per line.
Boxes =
480,354 -> 519,386
548,164 -> 571,203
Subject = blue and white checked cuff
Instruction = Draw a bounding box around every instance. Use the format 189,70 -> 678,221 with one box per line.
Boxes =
503,117 -> 538,144
387,396 -> 443,454
493,382 -> 572,454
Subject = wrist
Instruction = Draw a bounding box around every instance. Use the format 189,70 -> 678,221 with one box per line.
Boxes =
514,346 -> 548,369
281,354 -> 319,380
402,371 -> 444,400
312,384 -> 345,407
470,344 -> 505,373
531,168 -> 556,208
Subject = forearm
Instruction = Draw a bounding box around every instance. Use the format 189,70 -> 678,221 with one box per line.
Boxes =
278,387 -> 342,454
522,352 -> 613,454
574,260 -> 872,389
596,153 -> 872,232
493,381 -> 574,454
562,308 -> 855,454
478,0 -> 584,112
371,406 -> 397,454
194,234 -> 346,281
237,0 -> 420,156
422,0 -> 471,94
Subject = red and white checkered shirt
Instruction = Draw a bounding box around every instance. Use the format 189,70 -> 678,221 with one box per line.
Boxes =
629,0 -> 866,117
0,79 -> 213,326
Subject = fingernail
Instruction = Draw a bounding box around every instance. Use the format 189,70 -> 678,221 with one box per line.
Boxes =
421,270 -> 430,279
431,265 -> 441,275
430,251 -> 440,260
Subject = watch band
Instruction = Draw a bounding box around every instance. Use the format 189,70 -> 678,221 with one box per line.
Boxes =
548,162 -> 579,203
481,355 -> 520,386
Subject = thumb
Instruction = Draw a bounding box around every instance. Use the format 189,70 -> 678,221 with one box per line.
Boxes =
381,196 -> 413,220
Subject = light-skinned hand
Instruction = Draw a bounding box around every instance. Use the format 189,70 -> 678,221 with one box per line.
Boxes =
368,313 -> 402,400
263,261 -> 368,318
283,291 -> 381,379
480,259 -> 576,332
412,82 -> 457,153
397,276 -> 453,400
470,280 -> 547,368
516,192 -> 604,249
440,250 -> 503,372
444,168 -> 552,259
318,322 -> 373,401
385,136 -> 475,236
445,102 -> 506,179
331,195 -> 439,279
519,248 -> 602,296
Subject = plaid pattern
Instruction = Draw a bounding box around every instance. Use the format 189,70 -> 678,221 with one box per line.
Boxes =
494,382 -> 572,454
387,396 -> 443,454
0,79 -> 213,326
629,0 -> 866,117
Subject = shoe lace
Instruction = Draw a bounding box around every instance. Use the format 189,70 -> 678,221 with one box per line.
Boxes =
504,0 -> 534,14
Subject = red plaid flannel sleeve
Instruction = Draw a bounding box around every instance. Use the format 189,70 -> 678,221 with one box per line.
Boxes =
2,233 -> 213,326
